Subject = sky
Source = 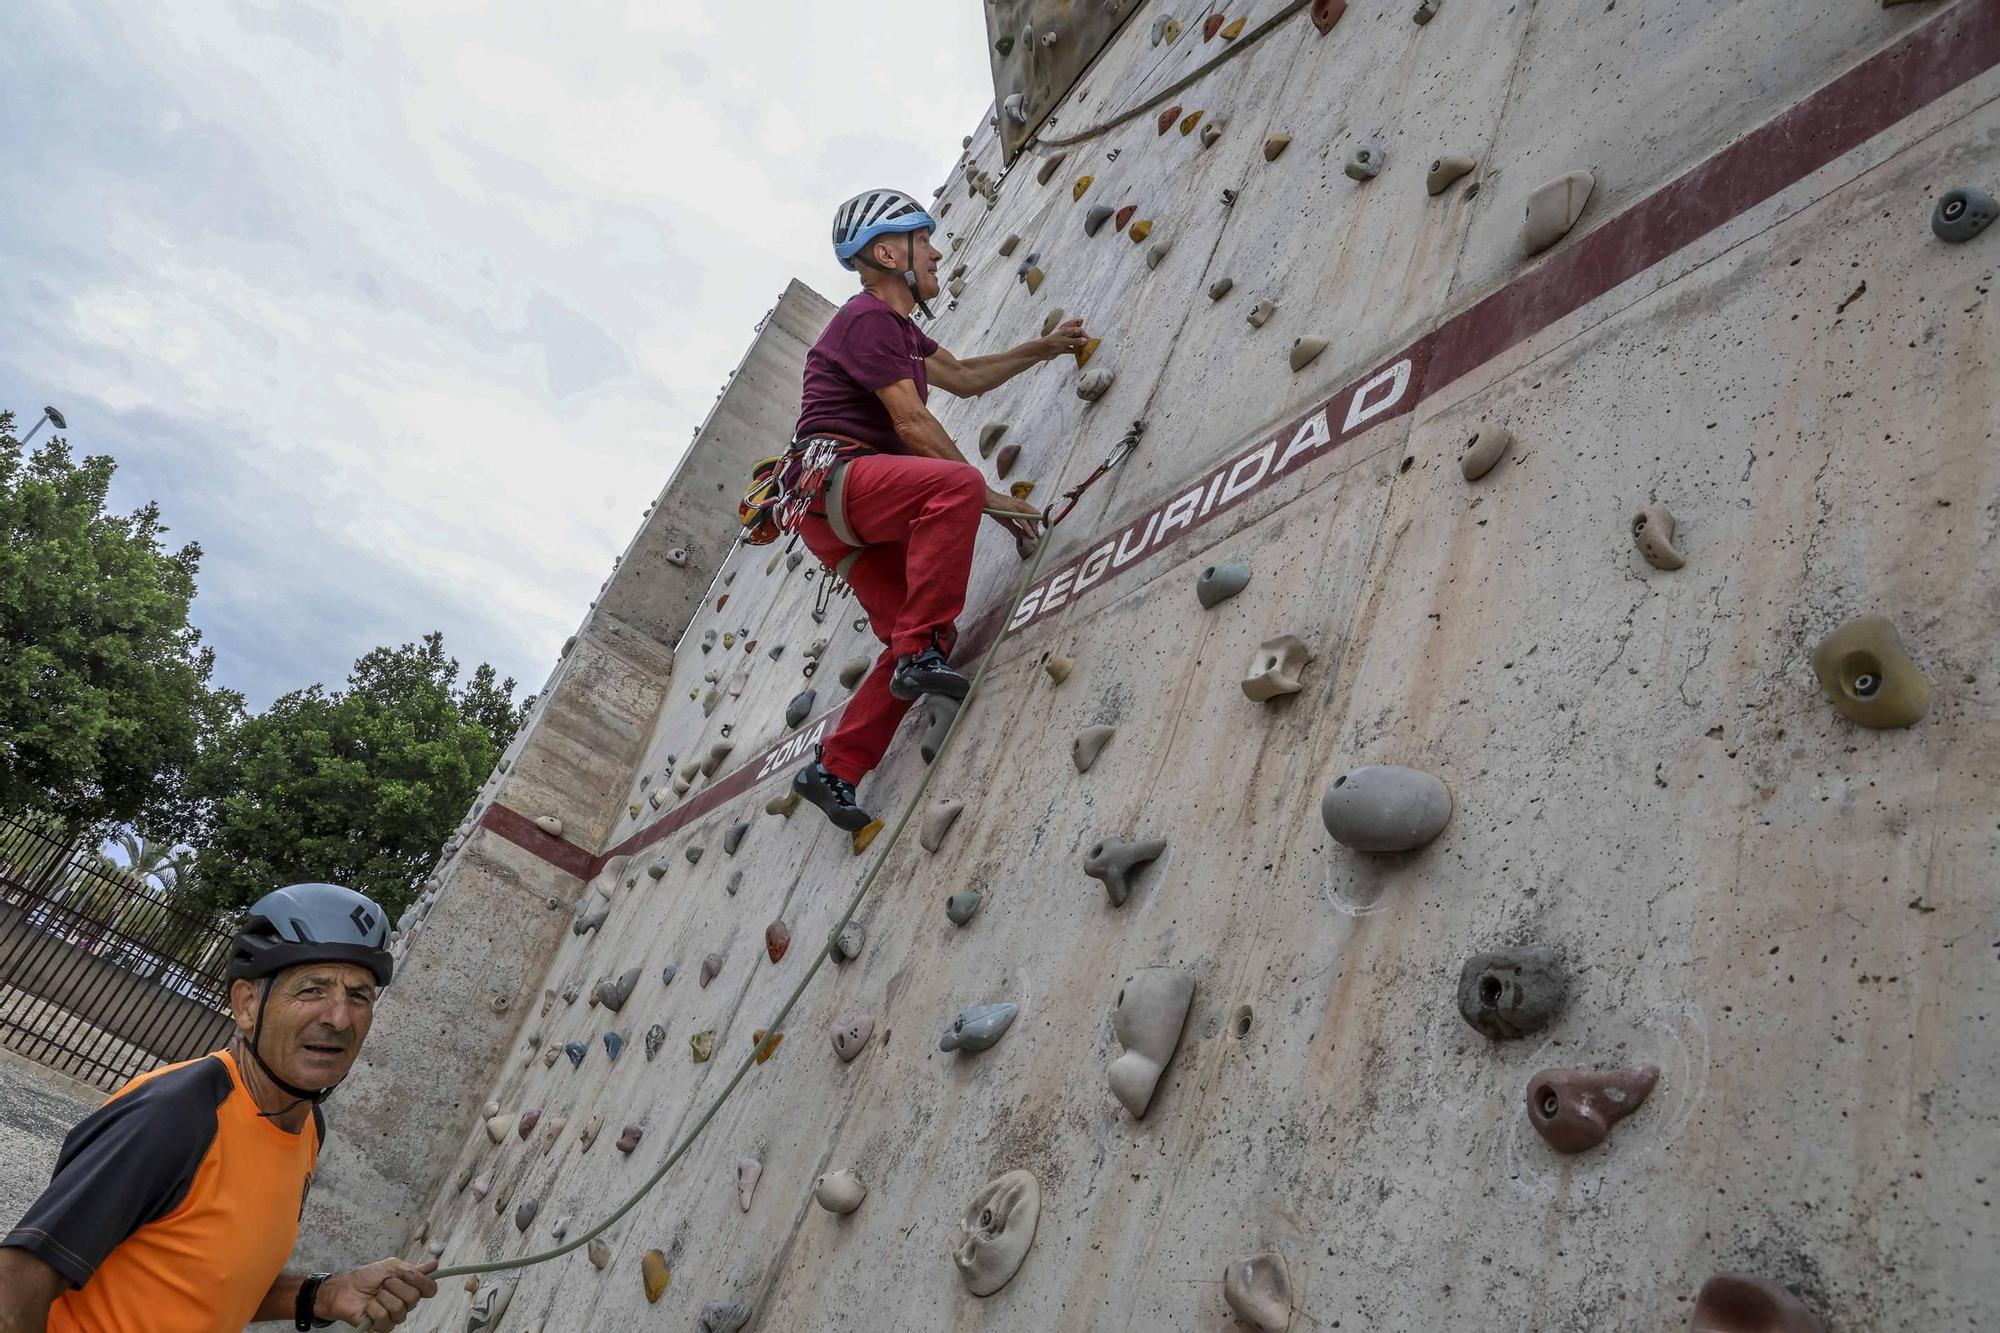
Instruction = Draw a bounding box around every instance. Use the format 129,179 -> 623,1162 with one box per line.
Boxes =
0,1 -> 995,710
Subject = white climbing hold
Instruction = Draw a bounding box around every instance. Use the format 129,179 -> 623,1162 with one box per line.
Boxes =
1632,502 -> 1686,570
1289,336 -> 1328,371
1224,1252 -> 1294,1332
1108,968 -> 1195,1119
1077,368 -> 1115,401
1044,655 -> 1075,684
1428,154 -> 1476,195
736,1158 -> 761,1212
1147,238 -> 1171,269
1072,724 -> 1115,772
1522,170 -> 1595,255
1247,298 -> 1277,328
814,1168 -> 867,1214
954,1170 -> 1040,1296
1242,635 -> 1312,701
534,815 -> 562,837
1458,423 -> 1513,481
1208,277 -> 1234,301
920,798 -> 965,853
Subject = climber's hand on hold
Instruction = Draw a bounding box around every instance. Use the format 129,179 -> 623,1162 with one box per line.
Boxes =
985,490 -> 1043,559
1032,319 -> 1090,362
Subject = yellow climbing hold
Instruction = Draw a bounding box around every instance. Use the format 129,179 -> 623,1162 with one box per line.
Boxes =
1220,16 -> 1246,38
1075,336 -> 1102,367
851,819 -> 884,855
1010,480 -> 1036,500
1040,308 -> 1067,337
722,632 -> 736,648
690,1029 -> 715,1062
1129,220 -> 1153,243
1162,17 -> 1182,42
1073,175 -> 1094,201
1180,110 -> 1204,136
1264,134 -> 1292,162
752,1029 -> 784,1064
1024,266 -> 1045,294
642,1250 -> 670,1303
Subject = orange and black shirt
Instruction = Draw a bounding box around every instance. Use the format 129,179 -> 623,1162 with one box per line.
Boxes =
2,1047 -> 322,1333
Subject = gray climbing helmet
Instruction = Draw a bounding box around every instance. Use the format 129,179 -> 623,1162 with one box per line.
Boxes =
227,882 -> 395,987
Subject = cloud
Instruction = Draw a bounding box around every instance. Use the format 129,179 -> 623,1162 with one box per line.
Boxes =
0,0 -> 993,708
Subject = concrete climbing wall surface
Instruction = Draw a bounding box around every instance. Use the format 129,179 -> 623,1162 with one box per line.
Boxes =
352,3 -> 1999,1328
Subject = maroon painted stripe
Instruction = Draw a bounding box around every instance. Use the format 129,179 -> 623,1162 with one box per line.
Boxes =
501,0 -> 1998,880
480,803 -> 596,880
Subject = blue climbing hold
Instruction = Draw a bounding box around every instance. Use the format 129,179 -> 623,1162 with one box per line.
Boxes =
604,1031 -> 625,1062
563,1040 -> 587,1069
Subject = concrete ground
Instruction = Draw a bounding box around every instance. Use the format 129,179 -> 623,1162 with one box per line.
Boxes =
0,1045 -> 98,1229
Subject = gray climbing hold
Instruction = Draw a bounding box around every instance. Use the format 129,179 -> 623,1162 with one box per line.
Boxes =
514,1199 -> 538,1233
561,980 -> 581,1004
597,967 -> 640,1012
467,1280 -> 513,1332
588,1238 -> 611,1268
1084,837 -> 1165,906
979,423 -> 1008,458
1223,1252 -> 1293,1332
701,629 -> 716,652
603,1030 -> 624,1061
1413,0 -> 1440,20
725,869 -> 742,896
1242,635 -> 1312,701
645,1022 -> 668,1060
700,740 -> 734,776
572,904 -> 609,936
1523,170 -> 1595,254
1247,298 -> 1277,328
1459,423 -> 1513,481
723,821 -> 749,855
736,1158 -> 761,1211
1458,945 -> 1566,1039
945,889 -> 983,926
1077,368 -> 1115,401
699,1302 -> 753,1333
1632,502 -> 1686,570
1072,724 -> 1115,773
1428,154 -> 1476,195
786,690 -> 816,728
1933,187 -> 1997,242
1320,765 -> 1453,851
1344,141 -> 1384,180
766,789 -> 801,817
661,963 -> 678,986
1040,308 -> 1066,337
833,920 -> 865,961
768,643 -> 785,661
839,656 -> 870,689
1084,204 -> 1114,236
534,814 -> 562,837
1200,121 -> 1223,148
814,1168 -> 867,1213
954,1170 -> 1040,1296
998,234 -> 1020,257
1263,133 -> 1291,162
1289,335 -> 1329,371
1197,563 -> 1252,608
1207,277 -> 1234,301
785,550 -> 803,572
921,799 -> 965,853
686,845 -> 704,865
1147,238 -> 1171,269
700,952 -> 723,986
921,695 -> 961,764
941,1001 -> 1018,1053
1108,967 -> 1195,1119
646,859 -> 666,880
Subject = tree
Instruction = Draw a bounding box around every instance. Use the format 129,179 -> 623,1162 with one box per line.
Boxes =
0,409 -> 241,837
186,633 -> 527,919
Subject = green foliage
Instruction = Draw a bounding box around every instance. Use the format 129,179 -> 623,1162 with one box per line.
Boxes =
187,632 -> 526,919
0,409 -> 240,835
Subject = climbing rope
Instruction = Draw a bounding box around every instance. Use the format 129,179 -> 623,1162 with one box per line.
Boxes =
360,436 -> 1140,1328
1031,0 -> 1316,151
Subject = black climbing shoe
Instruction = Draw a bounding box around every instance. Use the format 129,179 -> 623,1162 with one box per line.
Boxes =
889,642 -> 969,702
793,758 -> 875,833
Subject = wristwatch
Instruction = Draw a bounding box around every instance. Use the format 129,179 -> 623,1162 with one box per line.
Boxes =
296,1272 -> 335,1330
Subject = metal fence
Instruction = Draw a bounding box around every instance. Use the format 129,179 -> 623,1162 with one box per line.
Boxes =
0,816 -> 236,1092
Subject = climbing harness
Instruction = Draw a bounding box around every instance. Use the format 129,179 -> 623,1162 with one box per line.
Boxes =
357,417 -> 1144,1329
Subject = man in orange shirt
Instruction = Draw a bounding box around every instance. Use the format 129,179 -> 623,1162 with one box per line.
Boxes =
0,883 -> 438,1332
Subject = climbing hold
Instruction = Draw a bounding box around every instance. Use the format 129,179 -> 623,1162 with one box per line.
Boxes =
1084,204 -> 1113,236
995,443 -> 1021,479
808,1168 -> 868,1218
482,1099 -> 500,1119
784,690 -> 816,729
468,1169 -> 492,1200
1262,134 -> 1291,162
1812,614 -> 1929,728
921,798 -> 965,853
1200,122 -> 1223,149
1156,105 -> 1181,135
947,277 -> 966,298
1345,141 -> 1384,181
572,904 -> 608,937
1217,15 -> 1244,37
1458,423 -> 1513,481
686,845 -> 704,865
1072,175 -> 1093,201
998,234 -> 1020,258
1009,480 -> 1035,501
1036,153 -> 1067,185
1428,154 -> 1476,195
1196,562 -> 1252,608
690,1029 -> 715,1062
1289,335 -> 1329,371
1179,110 -> 1203,136
588,1238 -> 611,1269
978,423 -> 1008,458
1242,635 -> 1312,701
533,815 -> 562,837
1691,1273 -> 1826,1332
1523,170 -> 1596,254
1149,14 -> 1172,45
1458,945 -> 1566,1039
1077,368 -> 1115,401
1146,238 -> 1171,269
617,1124 -> 643,1154
1223,1252 -> 1294,1332
701,629 -> 717,653
1247,298 -> 1277,328
1320,765 -> 1453,851
1075,336 -> 1102,367
467,1281 -> 513,1332
752,1028 -> 783,1063
1202,13 -> 1226,39
839,656 -> 870,689
940,1001 -> 1019,1054
736,1159 -> 761,1211
1039,309 -> 1067,338
514,1199 -> 538,1234
1414,0 -> 1440,20
578,1115 -> 602,1151
1312,0 -> 1347,32
1112,205 -> 1136,234
516,1109 -> 540,1139
597,967 -> 640,1012
1632,502 -> 1687,570
603,1030 -> 624,1061
834,920 -> 865,961
1072,724 -> 1116,772
673,774 -> 693,796
1083,837 -> 1166,906
660,963 -> 677,986
1528,1065 -> 1659,1153
700,952 -> 723,987
645,1023 -> 667,1061
723,821 -> 749,855
954,1170 -> 1040,1296
1044,655 -> 1074,684
1932,186 -> 1997,242
832,1014 -> 874,1062
921,696 -> 961,763
1207,277 -> 1234,300
646,860 -> 666,881
1129,219 -> 1153,243
699,1301 -> 753,1333
563,1040 -> 586,1069
641,1250 -> 669,1303
1162,16 -> 1183,42
701,740 -> 735,776
1023,265 -> 1046,293
1108,968 -> 1195,1119
765,920 -> 791,964
946,889 -> 983,926
721,632 -> 735,649
766,789 -> 801,817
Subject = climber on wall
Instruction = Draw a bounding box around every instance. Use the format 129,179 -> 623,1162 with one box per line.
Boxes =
0,883 -> 439,1333
783,186 -> 1090,832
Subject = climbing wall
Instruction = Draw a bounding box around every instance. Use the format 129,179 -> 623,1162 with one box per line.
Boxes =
351,3 -> 2000,1329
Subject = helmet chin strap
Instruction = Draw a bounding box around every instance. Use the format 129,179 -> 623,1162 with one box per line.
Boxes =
243,976 -> 337,1117
856,235 -> 933,319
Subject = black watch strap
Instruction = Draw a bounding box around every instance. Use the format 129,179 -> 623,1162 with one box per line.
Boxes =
296,1272 -> 335,1330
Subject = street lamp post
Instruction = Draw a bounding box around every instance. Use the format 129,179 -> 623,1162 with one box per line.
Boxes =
17,405 -> 68,447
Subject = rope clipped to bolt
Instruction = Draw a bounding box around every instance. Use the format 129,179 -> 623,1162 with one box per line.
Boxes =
357,423 -> 1142,1329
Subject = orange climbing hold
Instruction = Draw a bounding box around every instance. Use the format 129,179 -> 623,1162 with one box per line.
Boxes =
1113,204 -> 1136,232
1312,0 -> 1347,33
752,1029 -> 784,1064
1202,13 -> 1225,39
765,920 -> 790,963
1157,105 -> 1181,135
851,819 -> 884,855
1075,336 -> 1102,367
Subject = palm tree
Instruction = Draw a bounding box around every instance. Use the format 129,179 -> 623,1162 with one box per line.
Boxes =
108,830 -> 182,897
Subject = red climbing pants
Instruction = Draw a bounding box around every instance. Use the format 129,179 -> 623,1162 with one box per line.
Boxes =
796,452 -> 987,783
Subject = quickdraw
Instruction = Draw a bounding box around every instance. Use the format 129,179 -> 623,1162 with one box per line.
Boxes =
1041,418 -> 1145,529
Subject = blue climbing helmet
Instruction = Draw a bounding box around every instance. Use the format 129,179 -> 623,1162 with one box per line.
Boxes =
831,188 -> 936,270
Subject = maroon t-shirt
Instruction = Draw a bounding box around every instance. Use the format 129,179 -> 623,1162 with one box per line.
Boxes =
794,292 -> 940,453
